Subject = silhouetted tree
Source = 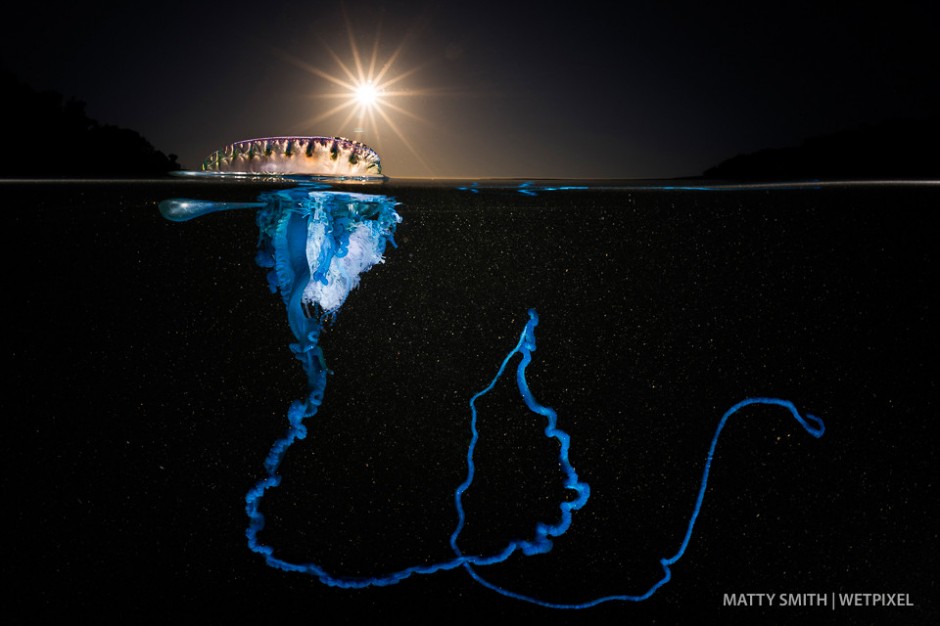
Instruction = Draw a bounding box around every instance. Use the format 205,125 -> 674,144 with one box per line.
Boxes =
0,68 -> 180,177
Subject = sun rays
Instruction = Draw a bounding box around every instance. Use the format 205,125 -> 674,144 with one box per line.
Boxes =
274,11 -> 440,174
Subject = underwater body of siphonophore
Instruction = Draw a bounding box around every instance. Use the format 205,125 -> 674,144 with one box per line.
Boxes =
158,139 -> 825,610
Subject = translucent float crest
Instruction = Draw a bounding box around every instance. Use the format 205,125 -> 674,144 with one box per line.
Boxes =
201,136 -> 382,178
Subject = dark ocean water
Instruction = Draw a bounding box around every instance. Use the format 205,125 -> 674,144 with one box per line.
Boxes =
4,178 -> 936,623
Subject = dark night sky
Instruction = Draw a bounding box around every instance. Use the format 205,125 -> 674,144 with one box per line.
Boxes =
2,1 -> 937,177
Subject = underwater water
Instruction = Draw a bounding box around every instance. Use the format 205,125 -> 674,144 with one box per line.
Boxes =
4,178 -> 937,623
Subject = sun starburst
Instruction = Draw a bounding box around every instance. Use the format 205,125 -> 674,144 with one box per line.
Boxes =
274,11 -> 439,173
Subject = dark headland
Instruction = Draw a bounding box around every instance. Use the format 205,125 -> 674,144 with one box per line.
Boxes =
701,117 -> 939,181
0,69 -> 180,178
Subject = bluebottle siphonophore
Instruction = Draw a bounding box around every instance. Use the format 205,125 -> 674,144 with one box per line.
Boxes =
201,136 -> 382,177
160,143 -> 825,609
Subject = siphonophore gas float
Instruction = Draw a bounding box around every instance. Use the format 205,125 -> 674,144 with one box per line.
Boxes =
159,137 -> 825,609
201,136 -> 383,177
